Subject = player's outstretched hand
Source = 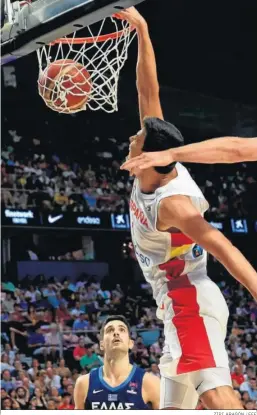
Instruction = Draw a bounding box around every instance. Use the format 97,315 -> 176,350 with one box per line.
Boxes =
120,149 -> 175,175
113,7 -> 146,29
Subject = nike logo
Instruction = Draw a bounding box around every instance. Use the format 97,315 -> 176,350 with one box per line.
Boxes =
93,389 -> 103,394
127,390 -> 137,394
196,381 -> 204,392
48,214 -> 63,224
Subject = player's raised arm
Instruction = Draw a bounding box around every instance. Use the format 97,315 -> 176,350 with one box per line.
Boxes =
121,137 -> 257,173
157,195 -> 257,301
115,7 -> 163,126
74,374 -> 89,409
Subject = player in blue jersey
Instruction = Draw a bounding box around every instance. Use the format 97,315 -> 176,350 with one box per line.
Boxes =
74,315 -> 160,410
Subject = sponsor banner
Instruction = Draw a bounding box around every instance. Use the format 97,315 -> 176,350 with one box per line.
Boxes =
2,208 -> 40,226
2,208 -> 130,231
230,218 -> 248,234
42,212 -> 108,228
1,208 -> 256,234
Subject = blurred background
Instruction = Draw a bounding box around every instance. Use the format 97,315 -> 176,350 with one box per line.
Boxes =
1,0 -> 257,411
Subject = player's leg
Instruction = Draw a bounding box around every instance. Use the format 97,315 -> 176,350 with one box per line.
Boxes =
188,309 -> 243,409
194,368 -> 243,409
160,374 -> 198,410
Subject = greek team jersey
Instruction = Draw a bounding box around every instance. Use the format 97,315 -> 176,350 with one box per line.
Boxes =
85,365 -> 150,410
130,163 -> 230,375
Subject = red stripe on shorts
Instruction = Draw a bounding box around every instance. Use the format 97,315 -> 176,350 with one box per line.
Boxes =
167,274 -> 216,374
159,258 -> 185,279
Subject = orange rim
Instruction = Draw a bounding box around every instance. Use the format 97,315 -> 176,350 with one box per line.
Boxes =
49,26 -> 135,45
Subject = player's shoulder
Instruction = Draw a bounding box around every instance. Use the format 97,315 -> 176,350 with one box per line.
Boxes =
75,373 -> 90,386
142,371 -> 160,388
142,372 -> 160,407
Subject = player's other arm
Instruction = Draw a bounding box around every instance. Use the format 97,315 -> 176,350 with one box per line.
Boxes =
171,136 -> 257,164
158,195 -> 257,300
121,137 -> 257,172
74,374 -> 89,409
115,8 -> 163,126
142,373 -> 160,409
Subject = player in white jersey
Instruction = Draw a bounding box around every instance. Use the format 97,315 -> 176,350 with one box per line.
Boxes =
115,7 -> 257,410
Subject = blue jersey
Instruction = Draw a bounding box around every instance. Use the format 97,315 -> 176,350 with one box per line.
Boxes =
85,365 -> 150,410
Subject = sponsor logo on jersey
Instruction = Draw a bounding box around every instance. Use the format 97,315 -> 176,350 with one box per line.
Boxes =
93,389 -> 103,394
134,243 -> 151,267
127,389 -> 137,394
92,402 -> 134,409
129,381 -> 138,389
192,244 -> 203,258
130,200 -> 149,229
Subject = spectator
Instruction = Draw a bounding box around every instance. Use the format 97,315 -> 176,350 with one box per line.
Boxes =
55,359 -> 71,378
73,338 -> 87,361
10,304 -> 24,322
58,392 -> 75,410
240,378 -> 257,400
1,387 -> 9,401
231,365 -> 245,388
1,370 -> 15,392
245,400 -> 256,410
1,354 -> 15,372
27,359 -> 41,380
25,287 -> 40,304
56,304 -> 71,323
2,293 -> 15,314
44,368 -> 61,389
31,387 -> 47,409
236,342 -> 252,359
49,386 -> 62,405
79,346 -> 102,371
2,396 -> 16,409
27,327 -> 46,357
70,301 -> 82,319
47,399 -> 57,410
72,313 -> 90,332
44,324 -> 60,361
15,386 -> 30,409
63,327 -> 79,350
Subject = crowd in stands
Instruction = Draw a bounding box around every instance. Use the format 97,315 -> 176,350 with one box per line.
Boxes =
1,127 -> 257,218
1,273 -> 257,410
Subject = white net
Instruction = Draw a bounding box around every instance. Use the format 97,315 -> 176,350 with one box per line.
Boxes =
36,17 -> 136,114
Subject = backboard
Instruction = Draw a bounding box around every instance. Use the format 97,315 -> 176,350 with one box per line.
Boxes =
1,0 -> 146,65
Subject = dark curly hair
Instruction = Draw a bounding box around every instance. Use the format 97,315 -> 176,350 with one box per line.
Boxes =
143,117 -> 184,174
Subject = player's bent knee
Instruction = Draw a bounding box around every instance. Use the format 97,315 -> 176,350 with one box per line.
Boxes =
200,386 -> 244,409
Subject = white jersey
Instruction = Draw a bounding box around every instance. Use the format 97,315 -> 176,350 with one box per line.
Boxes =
129,163 -> 230,375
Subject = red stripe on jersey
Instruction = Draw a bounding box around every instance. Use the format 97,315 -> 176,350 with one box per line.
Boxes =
167,274 -> 216,374
170,233 -> 194,247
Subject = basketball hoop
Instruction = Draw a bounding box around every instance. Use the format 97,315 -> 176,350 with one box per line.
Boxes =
37,17 -> 136,114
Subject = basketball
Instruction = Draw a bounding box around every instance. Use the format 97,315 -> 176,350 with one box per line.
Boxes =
38,59 -> 91,113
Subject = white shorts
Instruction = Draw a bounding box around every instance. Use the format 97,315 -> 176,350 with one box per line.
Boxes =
160,367 -> 232,409
158,272 -> 230,376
